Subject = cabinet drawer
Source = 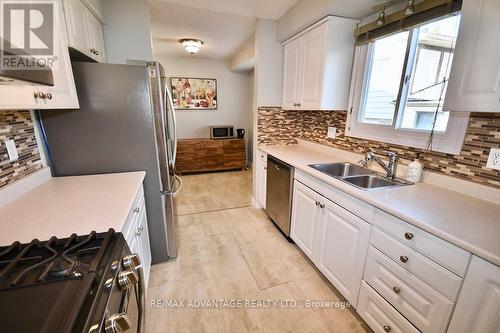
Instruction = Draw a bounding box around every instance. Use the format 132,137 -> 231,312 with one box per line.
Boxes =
373,209 -> 470,277
370,227 -> 463,301
295,170 -> 373,222
365,246 -> 454,333
357,281 -> 420,333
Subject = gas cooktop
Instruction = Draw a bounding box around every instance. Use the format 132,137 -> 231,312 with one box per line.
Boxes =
0,229 -> 141,333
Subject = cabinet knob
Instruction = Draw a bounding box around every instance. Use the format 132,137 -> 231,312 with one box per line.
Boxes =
319,203 -> 325,209
118,270 -> 139,290
297,103 -> 301,107
392,286 -> 401,294
404,232 -> 414,240
315,201 -> 320,206
122,253 -> 141,269
46,92 -> 52,100
400,255 -> 409,263
383,325 -> 392,332
133,207 -> 140,213
105,313 -> 131,333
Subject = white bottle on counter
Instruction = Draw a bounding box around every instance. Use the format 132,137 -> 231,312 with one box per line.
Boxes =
406,158 -> 423,182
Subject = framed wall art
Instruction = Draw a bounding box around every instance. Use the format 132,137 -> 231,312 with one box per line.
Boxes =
170,77 -> 217,110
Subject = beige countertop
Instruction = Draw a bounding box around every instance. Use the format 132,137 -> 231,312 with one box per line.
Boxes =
259,144 -> 500,266
0,171 -> 146,245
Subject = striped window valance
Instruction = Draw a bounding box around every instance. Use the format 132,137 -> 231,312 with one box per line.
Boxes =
354,0 -> 462,45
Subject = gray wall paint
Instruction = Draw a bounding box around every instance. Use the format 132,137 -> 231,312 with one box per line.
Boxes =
103,0 -> 153,64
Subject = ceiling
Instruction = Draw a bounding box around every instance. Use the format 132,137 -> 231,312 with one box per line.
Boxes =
149,0 -> 299,59
150,0 -> 300,20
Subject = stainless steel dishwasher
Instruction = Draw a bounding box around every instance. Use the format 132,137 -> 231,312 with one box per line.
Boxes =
266,155 -> 294,237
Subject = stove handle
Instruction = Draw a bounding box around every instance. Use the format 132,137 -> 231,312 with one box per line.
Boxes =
135,266 -> 146,333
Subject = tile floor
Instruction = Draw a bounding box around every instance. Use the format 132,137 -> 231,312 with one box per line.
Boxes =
147,170 -> 371,332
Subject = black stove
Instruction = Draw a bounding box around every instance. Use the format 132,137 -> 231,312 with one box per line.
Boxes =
0,230 -> 144,333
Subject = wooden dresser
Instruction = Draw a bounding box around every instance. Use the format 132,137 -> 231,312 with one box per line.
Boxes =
176,138 -> 246,174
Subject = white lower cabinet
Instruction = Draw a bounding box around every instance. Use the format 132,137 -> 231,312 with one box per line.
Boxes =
255,150 -> 267,209
357,281 -> 420,333
290,179 -> 370,307
447,256 -> 500,333
364,246 -> 454,333
122,185 -> 152,288
315,198 -> 370,306
291,180 -> 323,258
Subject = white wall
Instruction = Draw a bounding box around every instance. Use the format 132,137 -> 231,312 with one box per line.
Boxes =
254,19 -> 283,107
154,56 -> 253,143
103,0 -> 153,64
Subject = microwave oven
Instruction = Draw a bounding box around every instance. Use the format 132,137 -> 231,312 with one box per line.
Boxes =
210,126 -> 234,139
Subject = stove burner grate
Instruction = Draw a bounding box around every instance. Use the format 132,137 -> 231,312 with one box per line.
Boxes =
0,231 -> 112,288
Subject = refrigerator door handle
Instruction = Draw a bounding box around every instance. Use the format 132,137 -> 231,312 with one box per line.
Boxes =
164,85 -> 178,168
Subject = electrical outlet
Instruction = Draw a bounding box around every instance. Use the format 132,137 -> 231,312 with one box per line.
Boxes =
327,126 -> 337,139
486,148 -> 500,170
4,139 -> 18,161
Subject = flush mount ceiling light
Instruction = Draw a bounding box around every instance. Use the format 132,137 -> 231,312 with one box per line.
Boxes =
405,0 -> 415,15
180,39 -> 204,55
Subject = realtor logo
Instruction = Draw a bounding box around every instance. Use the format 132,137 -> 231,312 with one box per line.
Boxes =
1,0 -> 59,69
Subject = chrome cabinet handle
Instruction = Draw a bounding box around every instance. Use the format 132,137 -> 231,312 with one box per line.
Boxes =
297,103 -> 301,107
34,91 -> 46,99
404,232 -> 414,240
319,203 -> 325,209
133,207 -> 140,213
383,325 -> 392,332
46,92 -> 52,100
393,286 -> 401,294
315,201 -> 320,206
400,255 -> 409,263
135,226 -> 143,236
105,313 -> 131,333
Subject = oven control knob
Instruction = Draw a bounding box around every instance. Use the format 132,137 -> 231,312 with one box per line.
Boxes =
118,270 -> 138,290
105,313 -> 131,333
122,254 -> 141,270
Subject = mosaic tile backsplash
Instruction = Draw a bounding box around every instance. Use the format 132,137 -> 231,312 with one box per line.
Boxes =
258,107 -> 500,188
0,111 -> 43,188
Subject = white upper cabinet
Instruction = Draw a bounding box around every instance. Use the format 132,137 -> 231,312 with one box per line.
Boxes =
282,16 -> 358,111
0,5 -> 78,110
282,38 -> 302,110
443,0 -> 500,112
63,0 -> 106,62
447,256 -> 500,333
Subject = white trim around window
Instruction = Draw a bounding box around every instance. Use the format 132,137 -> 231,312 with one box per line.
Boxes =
346,42 -> 470,155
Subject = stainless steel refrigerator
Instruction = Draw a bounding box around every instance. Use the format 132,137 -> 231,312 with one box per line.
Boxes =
39,61 -> 180,263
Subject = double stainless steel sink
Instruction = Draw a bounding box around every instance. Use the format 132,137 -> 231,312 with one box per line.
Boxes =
309,162 -> 413,190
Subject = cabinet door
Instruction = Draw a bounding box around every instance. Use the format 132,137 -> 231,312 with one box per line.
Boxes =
290,180 -> 322,259
201,141 -> 224,169
223,139 -> 245,168
137,202 -> 152,287
85,9 -> 106,62
63,0 -> 92,58
176,141 -> 202,173
299,24 -> 326,110
282,37 -> 302,110
38,33 -> 79,109
315,197 -> 370,307
256,159 -> 267,208
443,0 -> 500,112
447,256 -> 500,333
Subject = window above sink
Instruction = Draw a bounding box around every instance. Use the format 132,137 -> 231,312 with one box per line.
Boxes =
347,15 -> 469,155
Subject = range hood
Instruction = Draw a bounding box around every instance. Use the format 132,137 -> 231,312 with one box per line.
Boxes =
0,49 -> 54,86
